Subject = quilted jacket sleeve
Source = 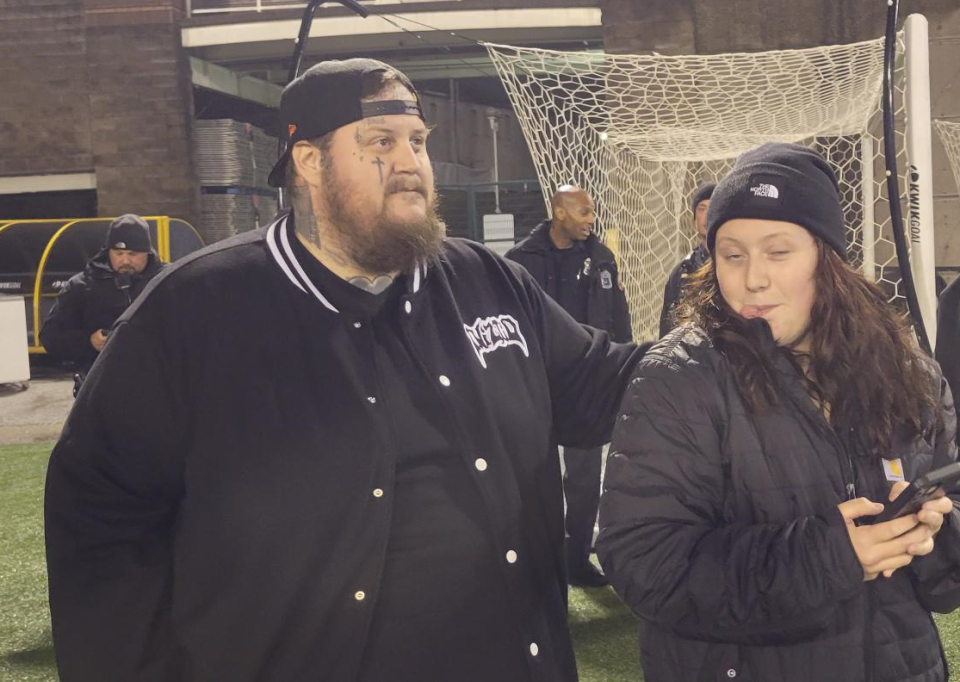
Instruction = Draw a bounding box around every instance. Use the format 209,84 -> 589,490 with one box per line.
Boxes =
908,366 -> 960,613
596,346 -> 865,645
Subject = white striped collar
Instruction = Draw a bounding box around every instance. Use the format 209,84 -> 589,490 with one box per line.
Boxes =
265,213 -> 428,313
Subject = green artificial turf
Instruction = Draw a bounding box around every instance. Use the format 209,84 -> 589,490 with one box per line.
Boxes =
4,440 -> 960,682
0,442 -> 58,682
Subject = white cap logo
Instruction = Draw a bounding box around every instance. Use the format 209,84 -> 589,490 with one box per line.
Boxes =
115,242 -> 126,248
749,183 -> 780,199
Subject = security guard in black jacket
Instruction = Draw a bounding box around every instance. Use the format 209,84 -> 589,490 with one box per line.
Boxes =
40,214 -> 164,372
44,60 -> 649,682
658,181 -> 714,338
506,186 -> 632,587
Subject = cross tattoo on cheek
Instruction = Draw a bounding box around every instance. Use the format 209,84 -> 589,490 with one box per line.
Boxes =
372,156 -> 385,185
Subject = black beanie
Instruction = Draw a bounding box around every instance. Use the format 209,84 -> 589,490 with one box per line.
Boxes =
706,143 -> 847,259
104,214 -> 152,253
691,181 -> 716,212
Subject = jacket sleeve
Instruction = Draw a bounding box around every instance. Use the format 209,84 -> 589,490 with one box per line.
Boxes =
907,368 -> 960,613
39,278 -> 96,364
509,260 -> 650,449
596,356 -> 865,645
45,303 -> 188,681
658,264 -> 683,339
611,261 -> 633,343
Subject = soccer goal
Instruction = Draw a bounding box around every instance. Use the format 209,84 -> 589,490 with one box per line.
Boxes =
486,15 -> 937,341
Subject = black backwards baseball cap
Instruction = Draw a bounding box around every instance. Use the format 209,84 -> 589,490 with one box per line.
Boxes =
104,214 -> 152,253
267,58 -> 425,188
706,142 -> 847,260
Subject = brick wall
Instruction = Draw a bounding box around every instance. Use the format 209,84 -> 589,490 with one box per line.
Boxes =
85,0 -> 200,223
0,0 -> 93,178
0,0 -> 200,224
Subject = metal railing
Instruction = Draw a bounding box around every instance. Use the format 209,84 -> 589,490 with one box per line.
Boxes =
187,0 -> 459,16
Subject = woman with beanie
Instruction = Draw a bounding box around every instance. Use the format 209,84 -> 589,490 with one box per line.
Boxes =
596,142 -> 960,682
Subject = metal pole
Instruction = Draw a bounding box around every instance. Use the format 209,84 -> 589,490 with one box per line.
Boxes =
904,13 -> 938,347
861,135 -> 876,282
488,113 -> 501,214
882,0 -> 932,353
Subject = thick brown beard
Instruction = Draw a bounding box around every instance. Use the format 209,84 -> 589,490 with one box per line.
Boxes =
324,169 -> 446,275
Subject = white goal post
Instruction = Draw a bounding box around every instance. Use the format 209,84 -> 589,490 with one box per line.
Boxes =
486,14 -> 937,342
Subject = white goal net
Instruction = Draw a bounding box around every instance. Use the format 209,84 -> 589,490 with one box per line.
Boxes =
486,32 -> 928,341
935,119 -> 960,198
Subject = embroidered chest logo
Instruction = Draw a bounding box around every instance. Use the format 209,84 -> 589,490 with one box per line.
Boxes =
463,315 -> 530,369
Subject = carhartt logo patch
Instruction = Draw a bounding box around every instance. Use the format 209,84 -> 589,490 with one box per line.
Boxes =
464,315 -> 530,369
882,458 -> 906,482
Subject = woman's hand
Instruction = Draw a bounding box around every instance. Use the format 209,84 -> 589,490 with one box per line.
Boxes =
838,497 -> 927,581
887,481 -> 954,561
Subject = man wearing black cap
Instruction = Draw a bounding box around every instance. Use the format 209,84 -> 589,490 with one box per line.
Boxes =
39,213 -> 163,371
45,58 -> 648,682
658,181 -> 715,338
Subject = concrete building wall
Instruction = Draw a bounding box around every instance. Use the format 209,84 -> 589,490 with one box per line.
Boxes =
599,0 -> 960,268
421,92 -> 537,182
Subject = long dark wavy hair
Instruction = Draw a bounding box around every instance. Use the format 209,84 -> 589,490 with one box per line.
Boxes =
674,237 -> 937,456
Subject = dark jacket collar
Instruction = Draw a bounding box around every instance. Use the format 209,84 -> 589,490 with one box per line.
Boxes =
517,221 -> 610,264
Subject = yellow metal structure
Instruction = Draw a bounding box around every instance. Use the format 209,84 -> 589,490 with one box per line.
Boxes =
0,217 -> 202,354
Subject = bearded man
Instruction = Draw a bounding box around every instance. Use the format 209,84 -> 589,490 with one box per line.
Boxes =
44,59 -> 648,682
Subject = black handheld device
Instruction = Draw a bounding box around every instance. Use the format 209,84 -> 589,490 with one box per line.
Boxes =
873,462 -> 960,524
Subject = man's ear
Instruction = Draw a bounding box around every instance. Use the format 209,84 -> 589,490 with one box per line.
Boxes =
553,206 -> 566,223
291,141 -> 324,190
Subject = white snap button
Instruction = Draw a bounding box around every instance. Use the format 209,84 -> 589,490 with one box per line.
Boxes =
506,550 -> 518,564
474,458 -> 488,472
439,375 -> 451,387
367,396 -> 376,404
404,301 -> 412,314
727,670 -> 736,678
355,591 -> 366,602
529,642 -> 539,657
373,488 -> 384,498
353,322 -> 362,329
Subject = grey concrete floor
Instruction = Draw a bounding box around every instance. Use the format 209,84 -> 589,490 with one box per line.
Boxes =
0,377 -> 73,444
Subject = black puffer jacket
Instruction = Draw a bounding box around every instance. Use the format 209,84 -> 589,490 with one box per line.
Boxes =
40,248 -> 163,368
598,324 -> 960,682
658,243 -> 709,338
506,222 -> 633,343
937,276 -> 960,432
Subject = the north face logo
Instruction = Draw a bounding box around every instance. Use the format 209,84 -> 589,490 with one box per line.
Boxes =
463,315 -> 530,369
749,183 -> 780,199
